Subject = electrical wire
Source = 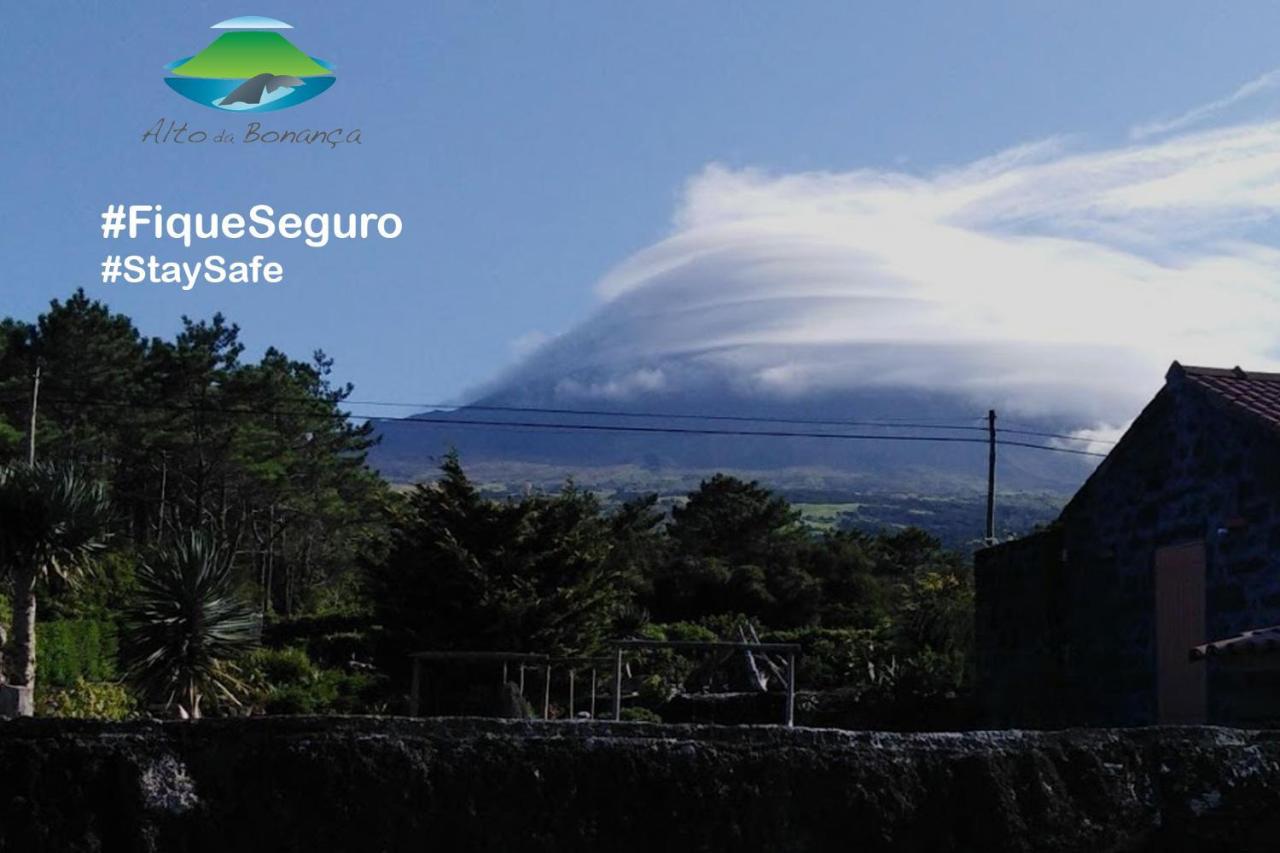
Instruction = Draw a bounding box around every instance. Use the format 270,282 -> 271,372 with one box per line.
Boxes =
8,393 -> 1111,457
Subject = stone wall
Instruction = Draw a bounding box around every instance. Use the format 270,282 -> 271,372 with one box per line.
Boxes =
976,371 -> 1280,727
975,527 -> 1069,727
4,717 -> 1280,852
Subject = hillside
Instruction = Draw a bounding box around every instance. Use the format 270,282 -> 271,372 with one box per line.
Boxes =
369,383 -> 1091,543
370,387 -> 1097,489
171,31 -> 330,78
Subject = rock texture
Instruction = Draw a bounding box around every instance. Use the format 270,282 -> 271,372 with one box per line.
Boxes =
2,718 -> 1280,852
976,364 -> 1280,728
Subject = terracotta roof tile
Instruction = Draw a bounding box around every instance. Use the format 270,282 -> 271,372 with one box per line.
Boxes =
1176,363 -> 1280,432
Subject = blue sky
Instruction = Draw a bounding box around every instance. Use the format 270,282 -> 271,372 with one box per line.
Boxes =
4,2 -> 1280,413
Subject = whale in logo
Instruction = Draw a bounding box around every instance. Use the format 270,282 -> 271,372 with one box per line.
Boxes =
165,17 -> 335,112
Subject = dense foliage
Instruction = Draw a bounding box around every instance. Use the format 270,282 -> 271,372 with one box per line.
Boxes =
368,454 -> 638,666
0,290 -> 389,619
0,293 -> 977,724
0,461 -> 112,712
37,619 -> 119,686
371,457 -> 975,718
37,677 -> 135,720
122,533 -> 261,718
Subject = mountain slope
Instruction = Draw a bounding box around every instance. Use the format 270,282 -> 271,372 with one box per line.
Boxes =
172,32 -> 330,78
369,381 -> 1099,496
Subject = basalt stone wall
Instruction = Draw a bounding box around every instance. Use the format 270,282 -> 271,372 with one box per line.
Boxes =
974,527 -> 1070,727
3,718 -> 1280,853
662,689 -> 976,731
976,372 -> 1280,727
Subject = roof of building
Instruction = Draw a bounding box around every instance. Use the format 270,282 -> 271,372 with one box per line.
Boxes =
1191,625 -> 1280,660
982,361 -> 1280,556
1174,362 -> 1280,433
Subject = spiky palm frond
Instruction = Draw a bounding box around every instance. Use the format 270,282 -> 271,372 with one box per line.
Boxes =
0,462 -> 112,580
123,532 -> 260,715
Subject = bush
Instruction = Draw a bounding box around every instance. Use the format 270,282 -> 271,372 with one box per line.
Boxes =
262,615 -> 374,669
628,622 -> 718,700
38,678 -> 135,720
247,646 -> 313,685
38,620 -> 119,687
620,706 -> 663,723
764,625 -> 893,691
243,646 -> 387,715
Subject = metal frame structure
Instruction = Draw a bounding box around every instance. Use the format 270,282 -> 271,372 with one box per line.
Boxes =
611,639 -> 802,726
550,656 -> 614,720
408,651 -> 546,717
409,642 -> 802,725
408,651 -> 614,719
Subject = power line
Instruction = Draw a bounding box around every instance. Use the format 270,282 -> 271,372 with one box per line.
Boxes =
9,393 -> 1110,457
991,439 -> 1106,458
360,400 -> 992,433
998,426 -> 1118,445
354,403 -> 1115,447
359,412 -> 1108,457
13,391 -> 1114,445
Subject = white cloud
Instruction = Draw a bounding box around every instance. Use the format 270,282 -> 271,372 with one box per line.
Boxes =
509,330 -> 552,358
493,78 -> 1280,433
555,368 -> 667,401
1131,68 -> 1280,139
1060,424 -> 1130,458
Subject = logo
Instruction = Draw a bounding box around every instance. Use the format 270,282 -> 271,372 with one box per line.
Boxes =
164,16 -> 335,112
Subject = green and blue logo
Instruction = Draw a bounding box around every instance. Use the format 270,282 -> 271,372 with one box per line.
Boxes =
165,16 -> 335,112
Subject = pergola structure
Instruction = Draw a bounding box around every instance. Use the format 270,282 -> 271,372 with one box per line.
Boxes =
408,640 -> 803,725
610,639 -> 802,726
407,651 -> 613,719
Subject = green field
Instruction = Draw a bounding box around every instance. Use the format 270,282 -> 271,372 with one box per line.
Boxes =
791,492 -> 1063,548
387,460 -> 1067,549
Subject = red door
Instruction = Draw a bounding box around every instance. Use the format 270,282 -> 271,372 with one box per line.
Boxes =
1155,542 -> 1206,724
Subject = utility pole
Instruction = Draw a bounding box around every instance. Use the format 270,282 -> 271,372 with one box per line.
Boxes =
985,409 -> 996,544
27,366 -> 40,466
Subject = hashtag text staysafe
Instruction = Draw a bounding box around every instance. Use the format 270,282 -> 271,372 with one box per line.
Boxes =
96,203 -> 404,290
101,255 -> 282,290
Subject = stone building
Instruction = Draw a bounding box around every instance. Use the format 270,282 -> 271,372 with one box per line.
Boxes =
976,363 -> 1280,727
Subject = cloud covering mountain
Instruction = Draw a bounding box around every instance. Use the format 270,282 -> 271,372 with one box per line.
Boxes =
375,74 -> 1280,493
486,81 -> 1280,442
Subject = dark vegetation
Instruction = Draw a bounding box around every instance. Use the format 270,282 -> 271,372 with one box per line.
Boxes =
0,292 -> 975,725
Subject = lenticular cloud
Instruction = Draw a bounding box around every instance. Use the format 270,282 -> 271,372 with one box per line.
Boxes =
497,87 -> 1280,434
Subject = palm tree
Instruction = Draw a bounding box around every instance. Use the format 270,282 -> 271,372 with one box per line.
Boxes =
0,463 -> 111,717
123,532 -> 260,719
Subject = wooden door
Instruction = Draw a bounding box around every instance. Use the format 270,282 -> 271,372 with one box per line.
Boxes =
1155,541 -> 1206,724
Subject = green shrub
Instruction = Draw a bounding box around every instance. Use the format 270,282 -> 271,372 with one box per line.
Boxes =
44,550 -> 139,623
636,673 -> 675,706
247,646 -> 314,685
38,678 -> 135,720
243,646 -> 387,715
620,706 -> 663,723
764,625 -> 894,691
649,621 -> 718,643
265,667 -> 386,715
628,622 -> 714,700
262,614 -> 374,668
38,620 -> 119,687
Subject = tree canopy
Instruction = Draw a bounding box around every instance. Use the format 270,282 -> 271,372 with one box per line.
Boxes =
0,292 -> 977,724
